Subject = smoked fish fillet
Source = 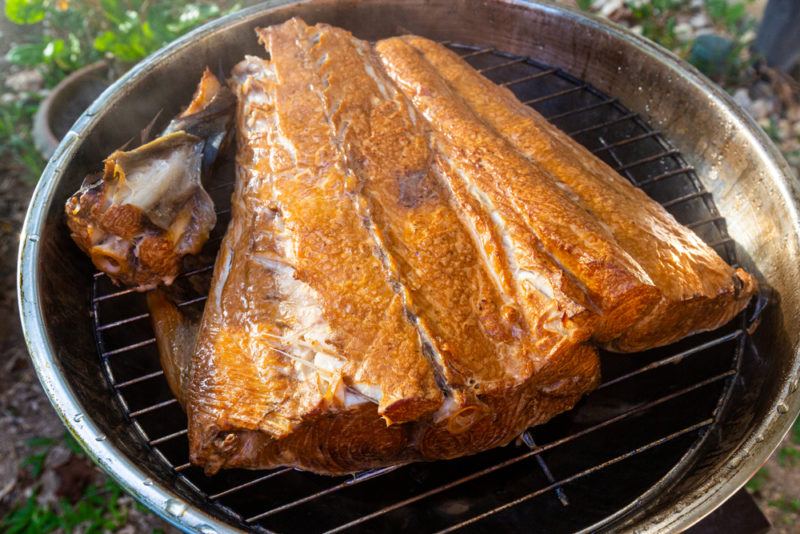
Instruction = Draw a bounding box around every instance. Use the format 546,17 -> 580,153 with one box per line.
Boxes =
183,19 -> 755,474
187,19 -> 601,474
390,36 -> 757,351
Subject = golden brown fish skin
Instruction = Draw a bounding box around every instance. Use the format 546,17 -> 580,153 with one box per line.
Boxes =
414,343 -> 599,459
188,56 -> 337,475
304,25 -> 527,406
200,405 -> 416,475
190,21 -> 447,473
184,19 -> 600,475
182,21 -> 752,476
258,20 -> 442,422
147,289 -> 197,407
303,25 -> 599,456
400,36 -> 757,351
373,38 -> 661,344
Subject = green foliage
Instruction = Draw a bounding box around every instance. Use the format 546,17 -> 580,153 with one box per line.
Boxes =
2,1 -> 238,183
792,415 -> 800,445
1,434 -> 134,533
620,1 -> 756,85
0,97 -> 46,182
1,479 -> 129,534
768,497 -> 800,514
625,0 -> 688,52
777,445 -> 800,467
576,0 -> 593,11
20,436 -> 60,478
745,467 -> 769,494
4,1 -> 238,85
705,0 -> 748,33
4,0 -> 46,24
92,3 -> 225,63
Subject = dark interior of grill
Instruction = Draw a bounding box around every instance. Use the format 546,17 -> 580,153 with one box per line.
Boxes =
88,44 -> 759,533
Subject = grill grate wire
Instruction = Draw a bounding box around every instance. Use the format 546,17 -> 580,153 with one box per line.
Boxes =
89,43 -> 759,533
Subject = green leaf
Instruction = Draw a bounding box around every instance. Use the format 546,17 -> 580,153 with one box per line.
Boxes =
6,42 -> 46,65
768,497 -> 800,513
93,30 -> 116,53
99,0 -> 127,24
777,446 -> 800,467
43,38 -> 66,62
63,431 -> 85,456
745,467 -> 769,493
791,415 -> 800,445
26,436 -> 56,449
4,0 -> 46,25
23,452 -> 47,477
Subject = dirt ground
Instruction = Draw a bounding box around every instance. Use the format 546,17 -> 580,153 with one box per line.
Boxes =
1,2 -> 799,532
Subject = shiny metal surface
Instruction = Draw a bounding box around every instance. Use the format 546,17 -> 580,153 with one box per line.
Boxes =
18,1 -> 800,532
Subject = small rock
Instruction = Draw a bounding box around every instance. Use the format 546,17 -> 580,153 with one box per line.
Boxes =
630,25 -> 643,35
36,469 -> 60,507
674,22 -> 694,42
690,0 -> 704,8
690,13 -> 710,29
598,0 -> 624,17
44,445 -> 71,470
5,69 -> 43,93
750,99 -> 774,121
688,34 -> 735,80
733,88 -> 753,109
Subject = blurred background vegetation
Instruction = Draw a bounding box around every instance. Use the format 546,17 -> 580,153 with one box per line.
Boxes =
0,0 -> 798,532
2,0 -> 241,183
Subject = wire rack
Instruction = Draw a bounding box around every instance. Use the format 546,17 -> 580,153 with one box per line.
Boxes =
89,43 -> 760,533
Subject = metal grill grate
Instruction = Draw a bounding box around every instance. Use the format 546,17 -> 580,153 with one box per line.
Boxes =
89,44 -> 760,533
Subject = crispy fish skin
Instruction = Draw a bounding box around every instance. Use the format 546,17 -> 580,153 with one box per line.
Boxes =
260,20 -> 442,422
399,36 -> 757,351
147,289 -> 196,407
186,19 -> 599,475
306,26 -> 526,406
301,24 -> 598,457
188,55 -> 345,474
373,38 -> 661,345
65,69 -> 233,290
188,20 -> 443,474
